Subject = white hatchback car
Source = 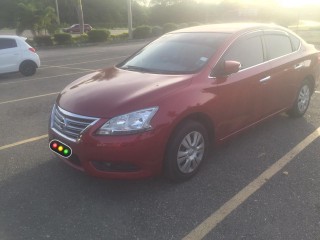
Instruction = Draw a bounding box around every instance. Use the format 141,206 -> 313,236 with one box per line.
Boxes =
0,35 -> 40,76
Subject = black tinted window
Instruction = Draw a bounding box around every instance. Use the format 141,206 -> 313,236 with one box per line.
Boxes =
264,34 -> 292,60
223,36 -> 264,69
0,38 -> 17,50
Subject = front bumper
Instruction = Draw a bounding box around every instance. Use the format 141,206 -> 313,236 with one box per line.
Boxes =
48,125 -> 166,179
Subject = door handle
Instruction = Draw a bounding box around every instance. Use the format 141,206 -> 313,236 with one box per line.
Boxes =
294,63 -> 303,70
259,76 -> 271,83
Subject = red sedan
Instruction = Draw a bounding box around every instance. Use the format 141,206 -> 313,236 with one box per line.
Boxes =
62,24 -> 92,33
49,23 -> 320,181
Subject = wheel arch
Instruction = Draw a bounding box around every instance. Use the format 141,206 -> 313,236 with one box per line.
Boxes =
163,112 -> 215,181
182,112 -> 215,143
166,112 -> 215,151
304,75 -> 315,94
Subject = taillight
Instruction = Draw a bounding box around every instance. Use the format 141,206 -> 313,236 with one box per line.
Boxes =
29,47 -> 36,53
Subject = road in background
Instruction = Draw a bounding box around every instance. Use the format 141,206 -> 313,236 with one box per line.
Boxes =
0,29 -> 128,39
0,42 -> 319,240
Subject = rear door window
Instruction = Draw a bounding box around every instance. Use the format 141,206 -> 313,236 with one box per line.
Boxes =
264,34 -> 293,60
0,38 -> 17,50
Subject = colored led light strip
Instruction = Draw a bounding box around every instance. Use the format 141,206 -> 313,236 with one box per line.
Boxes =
49,139 -> 72,158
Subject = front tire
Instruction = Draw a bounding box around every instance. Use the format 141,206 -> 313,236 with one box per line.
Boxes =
164,120 -> 209,181
19,61 -> 37,76
287,81 -> 311,117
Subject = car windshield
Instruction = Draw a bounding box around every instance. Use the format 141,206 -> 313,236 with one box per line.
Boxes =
118,32 -> 230,74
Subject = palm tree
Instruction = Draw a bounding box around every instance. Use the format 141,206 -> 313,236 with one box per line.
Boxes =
39,6 -> 58,35
16,2 -> 38,36
16,2 -> 58,36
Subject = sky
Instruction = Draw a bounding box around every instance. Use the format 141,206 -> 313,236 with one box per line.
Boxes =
197,0 -> 320,7
278,0 -> 320,7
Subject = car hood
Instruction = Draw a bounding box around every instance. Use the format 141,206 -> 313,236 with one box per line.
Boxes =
57,67 -> 192,118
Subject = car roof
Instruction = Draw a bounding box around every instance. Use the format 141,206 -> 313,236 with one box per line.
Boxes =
172,23 -> 286,34
0,35 -> 27,41
71,24 -> 90,26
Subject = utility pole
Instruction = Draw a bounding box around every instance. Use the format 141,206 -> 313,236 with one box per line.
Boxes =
127,0 -> 133,39
55,0 -> 60,25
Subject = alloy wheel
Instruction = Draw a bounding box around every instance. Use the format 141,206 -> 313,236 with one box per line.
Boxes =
297,85 -> 310,114
176,131 -> 205,174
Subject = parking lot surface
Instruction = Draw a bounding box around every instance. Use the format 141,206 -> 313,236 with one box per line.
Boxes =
0,42 -> 319,240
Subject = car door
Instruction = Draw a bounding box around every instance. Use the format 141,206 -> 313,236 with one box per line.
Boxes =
0,38 -> 21,74
211,32 -> 270,140
73,25 -> 80,33
259,31 -> 301,117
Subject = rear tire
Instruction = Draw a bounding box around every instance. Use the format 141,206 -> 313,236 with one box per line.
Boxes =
19,61 -> 37,76
287,81 -> 311,117
164,120 -> 209,182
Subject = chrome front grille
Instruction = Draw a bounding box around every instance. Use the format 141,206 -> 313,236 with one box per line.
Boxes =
51,105 -> 99,142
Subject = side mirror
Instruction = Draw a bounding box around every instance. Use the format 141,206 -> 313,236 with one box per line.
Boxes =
210,60 -> 241,78
224,60 -> 241,75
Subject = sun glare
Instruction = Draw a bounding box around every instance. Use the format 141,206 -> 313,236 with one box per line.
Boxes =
276,0 -> 320,7
198,0 -> 320,7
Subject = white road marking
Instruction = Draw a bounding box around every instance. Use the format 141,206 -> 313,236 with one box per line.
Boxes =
315,91 -> 320,94
0,92 -> 59,105
41,52 -> 121,63
0,70 -> 93,85
183,127 -> 320,240
40,65 -> 95,71
0,135 -> 48,151
40,56 -> 127,69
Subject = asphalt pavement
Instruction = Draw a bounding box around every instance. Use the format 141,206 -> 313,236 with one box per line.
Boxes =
0,41 -> 319,240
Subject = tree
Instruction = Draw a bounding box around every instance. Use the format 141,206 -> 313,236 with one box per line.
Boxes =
0,0 -> 17,28
149,0 -> 184,6
39,6 -> 59,34
74,0 -> 85,34
134,0 -> 149,6
16,1 -> 58,36
81,0 -> 127,28
2,0 -> 318,34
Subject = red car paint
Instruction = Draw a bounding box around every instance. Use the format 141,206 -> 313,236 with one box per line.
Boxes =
63,24 -> 92,33
49,23 -> 320,179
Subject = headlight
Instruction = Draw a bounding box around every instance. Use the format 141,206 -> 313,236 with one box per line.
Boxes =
96,107 -> 158,135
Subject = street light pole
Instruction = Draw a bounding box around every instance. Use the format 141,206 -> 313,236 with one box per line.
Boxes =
55,0 -> 60,25
127,0 -> 133,39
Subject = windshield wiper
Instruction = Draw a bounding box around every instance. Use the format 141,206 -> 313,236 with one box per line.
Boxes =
120,65 -> 189,75
121,65 -> 151,73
